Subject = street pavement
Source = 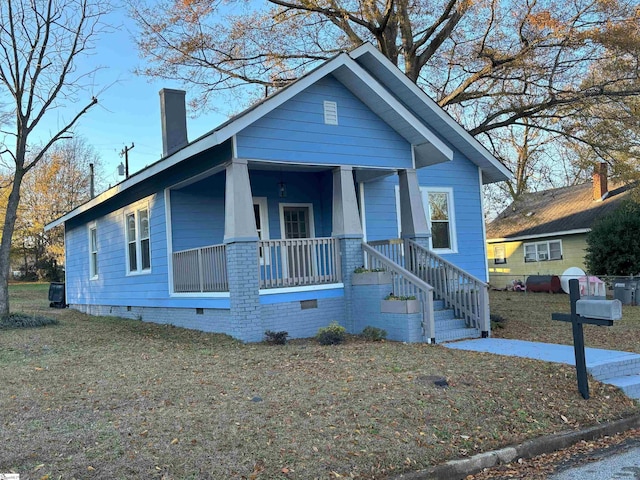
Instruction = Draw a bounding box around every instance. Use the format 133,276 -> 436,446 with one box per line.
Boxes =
549,441 -> 640,479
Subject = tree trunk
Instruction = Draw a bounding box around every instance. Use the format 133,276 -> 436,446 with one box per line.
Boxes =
0,171 -> 24,317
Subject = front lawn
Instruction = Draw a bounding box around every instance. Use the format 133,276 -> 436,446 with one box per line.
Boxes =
0,285 -> 637,479
490,290 -> 640,353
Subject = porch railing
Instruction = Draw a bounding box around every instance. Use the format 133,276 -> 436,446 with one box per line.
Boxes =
259,237 -> 341,289
406,239 -> 489,333
363,243 -> 435,342
173,244 -> 228,293
367,239 -> 490,333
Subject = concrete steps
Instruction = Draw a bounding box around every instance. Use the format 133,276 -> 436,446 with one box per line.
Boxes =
434,301 -> 480,343
606,375 -> 640,399
587,354 -> 640,400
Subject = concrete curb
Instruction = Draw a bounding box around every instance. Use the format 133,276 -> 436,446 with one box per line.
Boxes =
392,414 -> 640,480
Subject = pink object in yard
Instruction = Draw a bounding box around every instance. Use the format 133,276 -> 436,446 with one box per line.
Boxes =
578,275 -> 606,297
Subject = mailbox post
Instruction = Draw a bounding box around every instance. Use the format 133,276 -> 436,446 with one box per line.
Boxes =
551,279 -> 622,399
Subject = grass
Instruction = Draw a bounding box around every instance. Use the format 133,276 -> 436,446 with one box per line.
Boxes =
0,285 -> 638,479
490,290 -> 640,353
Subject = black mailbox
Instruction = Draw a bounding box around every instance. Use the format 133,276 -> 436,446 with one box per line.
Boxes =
48,282 -> 66,308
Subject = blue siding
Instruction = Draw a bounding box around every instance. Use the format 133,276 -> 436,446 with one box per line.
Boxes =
363,152 -> 487,281
66,191 -> 232,309
417,152 -> 486,280
66,194 -> 172,306
236,74 -> 413,169
168,169 -> 333,250
250,170 -> 333,238
171,172 -> 225,251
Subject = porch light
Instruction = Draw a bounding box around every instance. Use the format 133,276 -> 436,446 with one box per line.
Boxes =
278,181 -> 287,198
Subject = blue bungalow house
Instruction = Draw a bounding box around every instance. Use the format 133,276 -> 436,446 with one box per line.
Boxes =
45,43 -> 510,343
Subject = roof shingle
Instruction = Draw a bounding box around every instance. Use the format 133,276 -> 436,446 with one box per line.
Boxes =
486,181 -> 634,240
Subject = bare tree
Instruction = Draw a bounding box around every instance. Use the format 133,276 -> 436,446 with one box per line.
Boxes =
8,137 -> 102,280
131,0 -> 640,209
0,0 -> 109,316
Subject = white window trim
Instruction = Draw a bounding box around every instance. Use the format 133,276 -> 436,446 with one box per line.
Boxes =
88,221 -> 98,280
523,239 -> 563,262
254,196 -> 270,265
124,203 -> 152,276
394,185 -> 458,254
278,203 -> 316,239
493,244 -> 506,264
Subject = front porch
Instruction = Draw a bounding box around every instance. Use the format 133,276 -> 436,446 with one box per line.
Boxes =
164,158 -> 489,342
172,237 -> 342,293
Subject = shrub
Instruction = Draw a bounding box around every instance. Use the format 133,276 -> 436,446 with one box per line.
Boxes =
353,266 -> 386,273
384,293 -> 416,300
264,330 -> 289,345
316,321 -> 346,345
585,201 -> 640,276
361,326 -> 387,341
490,313 -> 507,330
0,313 -> 59,330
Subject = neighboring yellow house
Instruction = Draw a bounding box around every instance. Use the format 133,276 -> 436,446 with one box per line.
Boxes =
486,164 -> 634,289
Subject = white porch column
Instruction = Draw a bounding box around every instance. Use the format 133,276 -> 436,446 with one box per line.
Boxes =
398,169 -> 430,240
332,166 -> 363,238
224,158 -> 259,243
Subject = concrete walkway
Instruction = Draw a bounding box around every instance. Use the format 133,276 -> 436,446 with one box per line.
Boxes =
445,339 -> 640,399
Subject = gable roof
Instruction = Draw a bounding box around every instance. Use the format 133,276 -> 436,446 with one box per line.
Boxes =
486,181 -> 635,241
350,44 -> 512,184
46,43 -> 510,231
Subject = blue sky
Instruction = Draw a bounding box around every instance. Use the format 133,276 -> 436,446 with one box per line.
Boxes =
39,4 -> 227,188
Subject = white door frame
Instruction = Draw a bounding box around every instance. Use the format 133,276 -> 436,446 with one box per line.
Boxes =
278,203 -> 316,280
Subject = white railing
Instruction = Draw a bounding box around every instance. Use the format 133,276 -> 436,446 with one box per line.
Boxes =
405,239 -> 490,333
367,238 -> 405,266
173,244 -> 228,293
259,237 -> 341,289
363,243 -> 436,342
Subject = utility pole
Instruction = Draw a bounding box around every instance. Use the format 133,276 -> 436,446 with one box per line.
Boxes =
119,142 -> 135,178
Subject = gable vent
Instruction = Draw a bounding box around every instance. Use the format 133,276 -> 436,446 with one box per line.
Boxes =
323,100 -> 338,125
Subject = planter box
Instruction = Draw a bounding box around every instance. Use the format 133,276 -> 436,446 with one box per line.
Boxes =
352,271 -> 392,286
381,299 -> 421,314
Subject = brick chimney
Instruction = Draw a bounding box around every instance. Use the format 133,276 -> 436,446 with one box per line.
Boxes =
159,88 -> 188,157
593,162 -> 608,201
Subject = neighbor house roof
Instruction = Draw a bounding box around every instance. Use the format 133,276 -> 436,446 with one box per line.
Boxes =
486,181 -> 635,241
45,43 -> 511,232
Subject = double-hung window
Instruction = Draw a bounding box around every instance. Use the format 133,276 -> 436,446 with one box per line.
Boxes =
524,240 -> 562,262
422,188 -> 457,253
89,223 -> 98,279
125,207 -> 151,274
395,186 -> 457,253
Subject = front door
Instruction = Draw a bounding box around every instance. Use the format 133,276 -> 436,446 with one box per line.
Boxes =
281,205 -> 314,282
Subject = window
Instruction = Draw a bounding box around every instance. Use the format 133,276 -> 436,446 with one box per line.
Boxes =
125,207 -> 151,274
89,224 -> 98,278
427,192 -> 451,249
394,186 -> 457,253
493,245 -> 506,264
524,240 -> 562,262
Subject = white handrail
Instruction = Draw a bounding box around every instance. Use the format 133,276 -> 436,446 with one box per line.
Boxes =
363,243 -> 436,342
406,239 -> 490,334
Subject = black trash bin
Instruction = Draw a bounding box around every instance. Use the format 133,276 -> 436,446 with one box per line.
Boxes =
48,282 -> 66,308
